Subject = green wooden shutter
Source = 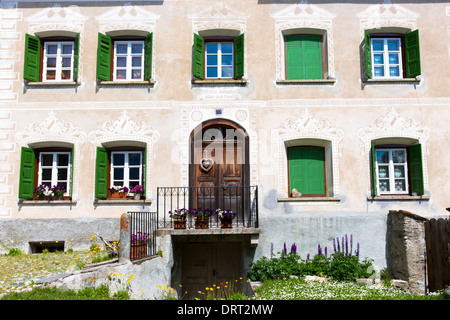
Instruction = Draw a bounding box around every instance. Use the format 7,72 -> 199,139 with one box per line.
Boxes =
143,145 -> 147,198
371,143 -> 377,197
285,35 -> 322,80
193,33 -> 204,79
73,33 -> 80,82
404,30 -> 421,78
234,33 -> 245,79
23,34 -> 41,82
144,33 -> 153,81
95,147 -> 108,199
288,147 -> 325,195
96,33 -> 111,81
19,147 -> 35,199
70,147 -> 74,198
409,144 -> 424,196
364,30 -> 372,79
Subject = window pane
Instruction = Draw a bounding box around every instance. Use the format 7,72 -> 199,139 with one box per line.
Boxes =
392,150 -> 406,163
131,43 -> 143,54
379,180 -> 390,192
46,71 -> 56,80
47,44 -> 58,55
62,44 -> 73,55
207,67 -> 218,78
47,58 -> 57,68
57,154 -> 69,166
56,182 -> 67,192
117,57 -> 127,68
374,67 -> 384,77
132,57 -> 142,67
114,168 -> 124,180
129,181 -> 139,189
221,43 -> 233,54
222,66 -> 233,78
42,168 -> 52,181
116,70 -> 126,80
207,55 -> 218,66
394,166 -> 405,178
389,53 -> 399,64
116,44 -> 128,54
389,66 -> 400,77
42,154 -> 53,166
395,179 -> 406,191
129,153 -> 141,166
61,70 -> 71,80
378,166 -> 389,178
372,40 -> 383,51
222,54 -> 233,66
132,70 -> 141,79
388,40 -> 399,51
206,43 -> 218,54
62,57 -> 71,68
57,168 -> 68,180
113,154 -> 125,166
129,167 -> 140,180
373,54 -> 384,65
113,181 -> 124,187
376,151 -> 389,163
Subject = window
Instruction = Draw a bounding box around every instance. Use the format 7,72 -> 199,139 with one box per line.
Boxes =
288,146 -> 326,196
371,143 -> 424,197
38,152 -> 71,194
110,151 -> 143,189
18,146 -> 74,200
95,146 -> 147,199
364,30 -> 421,79
285,35 -> 323,80
193,33 -> 244,80
96,33 -> 153,82
23,33 -> 80,83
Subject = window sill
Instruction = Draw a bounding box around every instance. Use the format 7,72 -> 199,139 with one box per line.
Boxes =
18,199 -> 77,207
276,79 -> 336,85
362,77 -> 421,85
191,78 -> 247,85
96,80 -> 155,87
277,196 -> 341,202
367,195 -> 430,201
25,81 -> 79,88
94,199 -> 152,207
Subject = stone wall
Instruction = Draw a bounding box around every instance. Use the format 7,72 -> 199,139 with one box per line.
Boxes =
386,210 -> 428,293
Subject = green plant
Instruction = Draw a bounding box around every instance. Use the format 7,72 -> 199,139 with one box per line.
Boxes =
5,248 -> 24,256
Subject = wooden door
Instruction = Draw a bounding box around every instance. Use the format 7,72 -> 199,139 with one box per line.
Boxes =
190,120 -> 249,222
182,242 -> 241,299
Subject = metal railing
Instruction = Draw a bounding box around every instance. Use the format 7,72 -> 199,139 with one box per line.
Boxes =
156,185 -> 258,229
129,211 -> 158,261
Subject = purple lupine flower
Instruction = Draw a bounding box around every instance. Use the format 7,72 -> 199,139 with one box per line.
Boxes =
356,242 -> 360,257
345,234 -> 349,257
337,237 -> 341,253
350,234 -> 353,257
333,238 -> 337,253
290,243 -> 297,255
318,244 -> 322,256
306,253 -> 310,263
282,242 -> 287,255
324,246 -> 328,258
270,242 -> 274,258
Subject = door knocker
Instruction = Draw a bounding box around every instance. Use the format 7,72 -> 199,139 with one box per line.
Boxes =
200,150 -> 214,172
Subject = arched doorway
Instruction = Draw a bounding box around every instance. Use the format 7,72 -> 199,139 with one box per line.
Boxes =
189,119 -> 250,225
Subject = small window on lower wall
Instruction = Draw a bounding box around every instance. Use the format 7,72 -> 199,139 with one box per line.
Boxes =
95,145 -> 147,200
371,142 -> 424,197
288,146 -> 326,197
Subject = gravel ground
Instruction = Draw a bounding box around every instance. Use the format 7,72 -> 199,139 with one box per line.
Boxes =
0,251 -> 100,298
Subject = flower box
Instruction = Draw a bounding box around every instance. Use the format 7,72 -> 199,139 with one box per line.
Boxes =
221,217 -> 233,228
173,219 -> 187,229
111,192 -> 127,199
194,217 -> 209,229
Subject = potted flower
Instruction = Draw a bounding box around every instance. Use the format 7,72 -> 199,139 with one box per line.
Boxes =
34,185 -> 54,200
109,186 -> 128,199
130,232 -> 149,259
169,208 -> 187,229
216,209 -> 237,228
191,207 -> 215,229
130,185 -> 144,200
51,185 -> 66,200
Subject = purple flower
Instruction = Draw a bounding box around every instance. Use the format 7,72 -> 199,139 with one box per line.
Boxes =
290,243 -> 297,255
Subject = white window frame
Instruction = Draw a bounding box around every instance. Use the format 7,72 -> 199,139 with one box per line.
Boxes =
38,152 -> 71,196
375,148 -> 409,195
205,42 -> 234,79
43,41 -> 74,82
110,151 -> 143,191
113,40 -> 144,81
371,38 -> 403,79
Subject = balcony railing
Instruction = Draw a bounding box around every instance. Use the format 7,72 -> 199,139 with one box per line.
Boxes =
156,186 -> 258,229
